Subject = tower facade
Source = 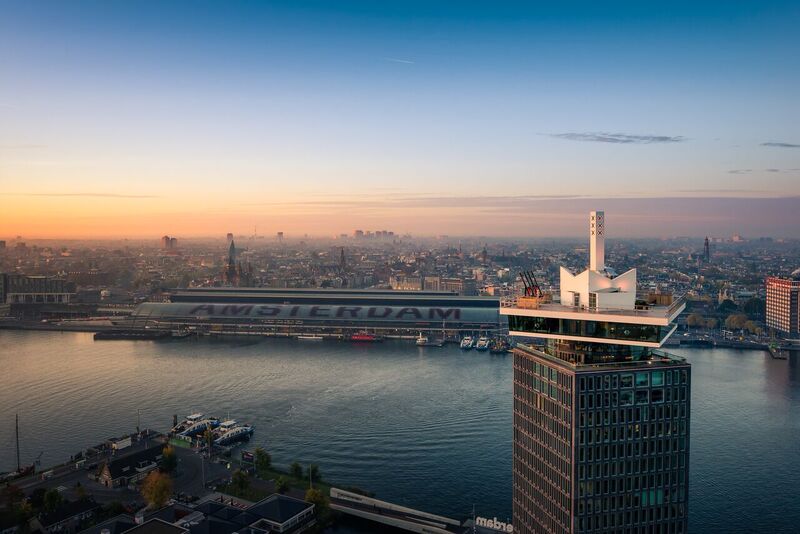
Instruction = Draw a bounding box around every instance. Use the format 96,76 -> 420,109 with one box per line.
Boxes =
766,276 -> 800,336
502,211 -> 690,534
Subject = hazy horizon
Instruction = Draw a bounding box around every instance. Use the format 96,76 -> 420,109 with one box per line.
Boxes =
2,1 -> 798,237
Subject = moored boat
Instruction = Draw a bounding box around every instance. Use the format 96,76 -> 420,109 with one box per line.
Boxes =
475,337 -> 490,351
460,336 -> 474,349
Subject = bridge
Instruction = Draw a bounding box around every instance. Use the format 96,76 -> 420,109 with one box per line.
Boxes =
329,487 -> 466,533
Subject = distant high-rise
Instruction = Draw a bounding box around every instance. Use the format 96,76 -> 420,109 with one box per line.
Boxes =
502,211 -> 690,534
766,276 -> 800,336
161,235 -> 171,250
227,232 -> 234,243
703,237 -> 710,262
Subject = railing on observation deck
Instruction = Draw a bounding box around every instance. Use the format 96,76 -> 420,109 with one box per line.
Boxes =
501,293 -> 687,319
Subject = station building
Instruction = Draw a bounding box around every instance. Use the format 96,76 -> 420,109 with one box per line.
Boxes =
125,288 -> 503,338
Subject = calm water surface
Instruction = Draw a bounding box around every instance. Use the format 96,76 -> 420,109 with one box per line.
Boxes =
1,331 -> 798,532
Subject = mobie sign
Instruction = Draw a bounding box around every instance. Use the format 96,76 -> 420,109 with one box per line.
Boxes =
476,516 -> 513,532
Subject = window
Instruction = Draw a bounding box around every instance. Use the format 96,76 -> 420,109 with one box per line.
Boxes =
651,371 -> 664,386
621,374 -> 633,388
636,390 -> 649,404
651,389 -> 664,403
620,391 -> 633,406
635,372 -> 649,387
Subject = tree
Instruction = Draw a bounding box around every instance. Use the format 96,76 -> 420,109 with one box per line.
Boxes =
75,481 -> 88,501
306,464 -> 320,485
718,299 -> 738,314
1,484 -> 24,508
43,488 -> 63,513
290,461 -> 303,479
231,469 -> 250,493
161,445 -> 177,473
743,297 -> 765,320
203,427 -> 214,452
725,314 -> 748,331
744,321 -> 762,335
705,317 -> 719,330
275,476 -> 290,494
686,313 -> 704,329
304,488 -> 328,518
141,471 -> 173,509
254,447 -> 271,477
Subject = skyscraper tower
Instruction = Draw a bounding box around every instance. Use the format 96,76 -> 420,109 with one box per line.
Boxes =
502,211 -> 690,534
703,237 -> 710,263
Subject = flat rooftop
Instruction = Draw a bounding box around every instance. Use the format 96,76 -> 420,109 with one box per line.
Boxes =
513,342 -> 688,372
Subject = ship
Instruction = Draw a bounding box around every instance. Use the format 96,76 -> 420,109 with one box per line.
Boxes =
416,333 -> 444,347
460,336 -> 474,349
214,424 -> 255,446
475,336 -> 490,351
489,338 -> 511,354
180,417 -> 221,437
297,334 -> 324,341
94,329 -> 170,341
350,331 -> 383,342
171,413 -> 205,435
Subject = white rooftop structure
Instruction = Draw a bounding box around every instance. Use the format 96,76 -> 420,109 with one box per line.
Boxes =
501,210 -> 685,348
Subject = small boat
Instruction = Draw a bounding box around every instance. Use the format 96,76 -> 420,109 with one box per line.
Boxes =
214,424 -> 254,446
416,333 -> 444,347
489,338 -> 511,354
94,329 -> 170,341
460,336 -> 474,349
350,331 -> 382,342
475,337 -> 490,351
297,335 -> 324,341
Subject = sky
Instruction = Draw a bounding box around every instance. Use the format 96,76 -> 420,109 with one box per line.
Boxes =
1,0 -> 799,238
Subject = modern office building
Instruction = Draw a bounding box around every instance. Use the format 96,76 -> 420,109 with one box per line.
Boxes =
765,275 -> 800,337
501,211 -> 690,534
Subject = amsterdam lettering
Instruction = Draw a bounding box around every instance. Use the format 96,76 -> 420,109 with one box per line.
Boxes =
186,304 -> 461,321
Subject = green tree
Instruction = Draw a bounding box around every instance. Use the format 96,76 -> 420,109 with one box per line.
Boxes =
304,488 -> 329,518
290,461 -> 303,479
275,476 -> 290,494
141,471 -> 173,509
254,447 -> 271,477
231,469 -> 250,493
203,427 -> 214,452
43,488 -> 63,513
161,445 -> 177,473
718,299 -> 738,314
306,464 -> 320,485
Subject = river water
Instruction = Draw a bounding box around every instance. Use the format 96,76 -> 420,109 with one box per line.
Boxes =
1,331 -> 798,532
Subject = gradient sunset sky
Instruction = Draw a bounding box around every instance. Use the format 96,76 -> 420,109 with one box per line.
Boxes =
1,1 -> 799,238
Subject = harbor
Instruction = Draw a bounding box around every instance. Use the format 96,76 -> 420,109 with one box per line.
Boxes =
1,330 -> 798,532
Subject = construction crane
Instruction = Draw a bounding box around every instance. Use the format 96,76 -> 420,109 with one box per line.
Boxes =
519,270 -> 543,298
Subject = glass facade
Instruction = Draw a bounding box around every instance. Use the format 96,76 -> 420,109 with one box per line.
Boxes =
508,315 -> 669,345
513,346 -> 690,534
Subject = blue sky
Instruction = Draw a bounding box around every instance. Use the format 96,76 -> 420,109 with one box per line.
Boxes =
1,1 -> 799,237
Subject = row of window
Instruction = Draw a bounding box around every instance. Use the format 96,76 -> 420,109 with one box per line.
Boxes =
578,441 -> 688,463
578,460 -> 686,483
575,504 -> 687,533
579,422 -> 688,446
580,388 -> 688,410
580,404 -> 686,427
579,369 -> 688,392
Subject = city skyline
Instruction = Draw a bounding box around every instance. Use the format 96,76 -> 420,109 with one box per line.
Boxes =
2,1 -> 799,237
